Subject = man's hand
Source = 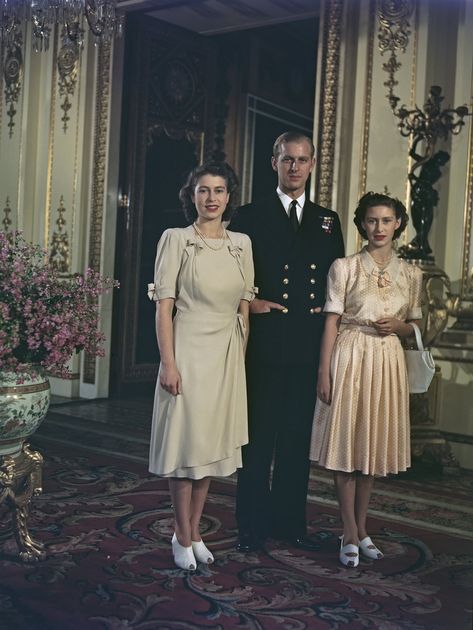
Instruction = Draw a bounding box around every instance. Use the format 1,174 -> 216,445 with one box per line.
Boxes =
249,298 -> 286,314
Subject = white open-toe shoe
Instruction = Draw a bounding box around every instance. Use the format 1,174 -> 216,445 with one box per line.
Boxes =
192,539 -> 214,564
339,535 -> 359,568
172,533 -> 196,570
359,536 -> 384,560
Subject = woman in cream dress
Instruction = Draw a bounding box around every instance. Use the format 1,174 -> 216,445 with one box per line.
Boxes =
148,162 -> 255,570
310,192 -> 423,568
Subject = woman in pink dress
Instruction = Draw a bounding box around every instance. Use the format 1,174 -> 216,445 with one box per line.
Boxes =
310,192 -> 423,567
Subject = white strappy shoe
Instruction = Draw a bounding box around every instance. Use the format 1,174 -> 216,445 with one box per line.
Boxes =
172,533 -> 196,570
339,535 -> 359,568
359,536 -> 384,560
192,539 -> 214,564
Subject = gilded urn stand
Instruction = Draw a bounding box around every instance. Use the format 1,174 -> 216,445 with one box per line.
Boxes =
0,370 -> 50,562
0,444 -> 45,561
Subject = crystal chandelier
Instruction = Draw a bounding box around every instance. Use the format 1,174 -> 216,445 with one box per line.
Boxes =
0,1 -> 124,51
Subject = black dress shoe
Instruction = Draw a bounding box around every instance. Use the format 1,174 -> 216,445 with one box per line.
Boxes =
236,533 -> 264,553
290,535 -> 320,552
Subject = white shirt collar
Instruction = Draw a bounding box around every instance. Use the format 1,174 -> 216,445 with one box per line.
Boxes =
277,187 -> 305,221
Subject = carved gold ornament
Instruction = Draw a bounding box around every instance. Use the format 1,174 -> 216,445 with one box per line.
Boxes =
377,0 -> 415,110
3,22 -> 23,138
0,444 -> 46,562
2,197 -> 12,234
50,196 -> 70,273
315,0 -> 343,208
57,35 -> 80,133
83,40 -> 111,385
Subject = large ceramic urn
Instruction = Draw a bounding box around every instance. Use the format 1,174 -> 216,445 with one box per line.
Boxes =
0,368 -> 50,561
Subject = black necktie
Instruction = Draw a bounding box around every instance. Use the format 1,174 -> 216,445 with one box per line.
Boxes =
289,200 -> 299,232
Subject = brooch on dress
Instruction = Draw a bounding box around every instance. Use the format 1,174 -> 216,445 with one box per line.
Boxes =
228,244 -> 243,259
321,216 -> 334,234
185,238 -> 204,251
372,269 -> 391,288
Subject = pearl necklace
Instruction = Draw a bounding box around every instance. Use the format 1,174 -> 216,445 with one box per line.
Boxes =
372,257 -> 391,268
193,222 -> 227,251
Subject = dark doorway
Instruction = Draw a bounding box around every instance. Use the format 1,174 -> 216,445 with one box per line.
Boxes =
110,13 -> 318,397
110,14 -> 217,396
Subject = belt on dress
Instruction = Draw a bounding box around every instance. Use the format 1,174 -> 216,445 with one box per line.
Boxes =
341,323 -> 380,335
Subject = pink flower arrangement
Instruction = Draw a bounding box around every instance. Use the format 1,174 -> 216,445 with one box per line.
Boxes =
0,231 -> 118,377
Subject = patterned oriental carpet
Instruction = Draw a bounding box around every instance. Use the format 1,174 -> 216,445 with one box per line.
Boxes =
1,403 -> 473,630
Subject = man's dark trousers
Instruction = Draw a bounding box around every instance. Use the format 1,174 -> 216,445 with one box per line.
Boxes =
236,361 -> 318,539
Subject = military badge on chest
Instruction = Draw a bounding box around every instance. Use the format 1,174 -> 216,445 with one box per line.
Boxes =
321,216 -> 334,234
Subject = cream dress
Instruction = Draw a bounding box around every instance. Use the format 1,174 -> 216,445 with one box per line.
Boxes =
148,225 -> 255,479
310,247 -> 423,476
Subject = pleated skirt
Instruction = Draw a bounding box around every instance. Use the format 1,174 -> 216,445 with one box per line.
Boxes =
310,327 -> 411,477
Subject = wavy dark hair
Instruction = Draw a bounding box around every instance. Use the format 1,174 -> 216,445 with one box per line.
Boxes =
354,191 -> 408,240
178,161 -> 239,223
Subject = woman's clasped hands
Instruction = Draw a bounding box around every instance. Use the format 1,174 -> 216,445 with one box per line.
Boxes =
373,317 -> 403,336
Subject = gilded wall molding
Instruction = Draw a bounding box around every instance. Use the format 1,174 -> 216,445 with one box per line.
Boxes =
68,38 -> 84,272
3,23 -> 23,138
358,0 -> 376,199
404,0 -> 419,218
45,25 -> 59,246
50,195 -> 70,273
354,0 -> 377,252
57,34 -> 80,133
45,23 -> 83,267
83,40 -> 112,385
2,197 -> 12,234
461,97 -> 473,299
315,0 -> 344,208
377,0 -> 415,110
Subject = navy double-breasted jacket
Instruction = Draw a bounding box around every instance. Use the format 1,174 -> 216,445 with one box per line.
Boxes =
231,193 -> 345,367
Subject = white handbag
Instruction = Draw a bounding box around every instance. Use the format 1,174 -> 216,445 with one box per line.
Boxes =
405,322 -> 435,394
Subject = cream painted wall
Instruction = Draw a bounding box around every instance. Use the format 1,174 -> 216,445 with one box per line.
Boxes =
0,23 -> 117,399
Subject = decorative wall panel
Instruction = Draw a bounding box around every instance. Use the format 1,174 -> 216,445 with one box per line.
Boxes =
83,40 -> 112,386
0,19 -> 115,396
0,22 -> 27,232
45,24 -> 85,272
109,16 -> 217,394
461,90 -> 473,300
314,0 -> 343,208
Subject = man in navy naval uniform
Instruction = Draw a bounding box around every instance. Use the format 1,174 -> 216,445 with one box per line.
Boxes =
231,131 -> 345,552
